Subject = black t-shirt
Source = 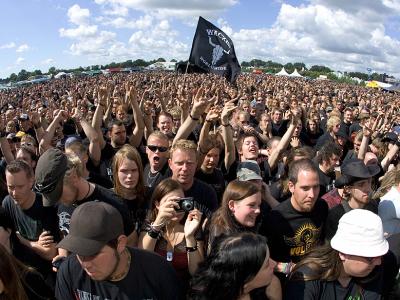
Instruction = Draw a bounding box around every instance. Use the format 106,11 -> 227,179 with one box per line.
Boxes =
120,188 -> 151,234
99,142 -> 125,180
55,247 -> 184,300
2,193 -> 60,242
285,254 -> 398,300
325,200 -> 379,241
304,129 -> 323,147
185,178 -> 218,219
195,168 -> 225,204
341,121 -> 352,135
88,170 -> 113,189
349,122 -> 362,136
315,132 -> 334,150
316,166 -> 335,197
22,269 -> 55,300
143,162 -> 171,190
269,180 -> 291,203
271,120 -> 289,137
57,184 -> 134,236
11,235 -> 53,279
261,198 -> 328,263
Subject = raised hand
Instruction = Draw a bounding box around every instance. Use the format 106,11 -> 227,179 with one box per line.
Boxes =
184,209 -> 202,239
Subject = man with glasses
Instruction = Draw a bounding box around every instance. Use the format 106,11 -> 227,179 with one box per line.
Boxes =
144,131 -> 171,189
56,201 -> 182,300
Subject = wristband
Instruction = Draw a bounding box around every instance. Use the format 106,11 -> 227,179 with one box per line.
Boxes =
185,245 -> 198,253
190,114 -> 199,121
147,229 -> 162,240
150,222 -> 165,231
221,123 -> 230,127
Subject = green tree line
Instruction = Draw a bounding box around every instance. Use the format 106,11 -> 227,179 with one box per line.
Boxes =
0,57 -> 391,84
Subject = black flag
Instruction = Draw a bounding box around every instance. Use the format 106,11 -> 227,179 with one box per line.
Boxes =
189,16 -> 241,83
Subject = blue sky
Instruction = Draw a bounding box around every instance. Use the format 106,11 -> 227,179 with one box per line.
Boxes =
1,0 -> 400,79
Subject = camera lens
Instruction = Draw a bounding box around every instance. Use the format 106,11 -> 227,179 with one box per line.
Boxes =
182,199 -> 194,212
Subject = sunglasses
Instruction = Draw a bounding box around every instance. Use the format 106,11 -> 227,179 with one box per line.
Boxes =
147,145 -> 168,153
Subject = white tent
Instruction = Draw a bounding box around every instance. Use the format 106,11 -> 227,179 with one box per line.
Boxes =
54,72 -> 67,79
289,69 -> 303,77
275,67 -> 289,76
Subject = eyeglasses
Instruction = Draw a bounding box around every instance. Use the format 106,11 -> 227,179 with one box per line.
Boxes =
147,145 -> 168,153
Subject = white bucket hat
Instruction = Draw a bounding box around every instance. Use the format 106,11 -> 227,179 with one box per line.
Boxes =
331,209 -> 388,257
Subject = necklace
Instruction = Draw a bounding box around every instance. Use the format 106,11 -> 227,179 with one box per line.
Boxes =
147,170 -> 159,187
110,249 -> 131,282
165,225 -> 183,262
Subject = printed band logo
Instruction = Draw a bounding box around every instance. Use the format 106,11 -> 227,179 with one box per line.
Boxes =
284,222 -> 322,257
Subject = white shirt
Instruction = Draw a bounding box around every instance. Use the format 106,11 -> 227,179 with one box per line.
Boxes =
379,186 -> 400,236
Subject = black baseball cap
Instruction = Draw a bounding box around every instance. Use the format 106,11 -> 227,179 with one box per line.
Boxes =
34,148 -> 68,207
57,201 -> 124,256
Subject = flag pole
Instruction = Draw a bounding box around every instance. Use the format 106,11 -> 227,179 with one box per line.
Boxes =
185,61 -> 190,74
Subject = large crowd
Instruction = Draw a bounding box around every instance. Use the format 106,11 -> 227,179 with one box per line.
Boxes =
0,71 -> 400,299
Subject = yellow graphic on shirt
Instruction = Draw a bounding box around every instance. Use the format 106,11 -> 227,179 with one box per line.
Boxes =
284,222 -> 322,257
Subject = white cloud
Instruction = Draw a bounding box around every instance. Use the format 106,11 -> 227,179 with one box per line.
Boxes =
67,4 -> 90,25
69,30 -> 117,56
16,57 -> 25,65
227,2 -> 400,76
16,44 -> 30,53
41,58 -> 55,65
127,19 -> 188,60
104,14 -> 153,29
0,42 -> 16,49
93,0 -> 238,20
60,25 -> 98,38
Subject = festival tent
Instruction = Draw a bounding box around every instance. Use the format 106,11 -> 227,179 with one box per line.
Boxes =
384,83 -> 400,92
289,69 -> 303,77
54,72 -> 67,79
275,67 -> 289,76
366,80 -> 392,88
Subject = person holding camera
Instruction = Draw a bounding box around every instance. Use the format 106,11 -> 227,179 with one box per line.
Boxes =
139,178 -> 204,291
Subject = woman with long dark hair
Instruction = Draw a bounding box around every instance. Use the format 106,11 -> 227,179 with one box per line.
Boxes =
138,178 -> 204,289
189,232 -> 278,300
207,180 -> 262,245
0,243 -> 54,300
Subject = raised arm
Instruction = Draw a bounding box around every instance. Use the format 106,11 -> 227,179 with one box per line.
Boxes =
0,120 -> 14,163
30,111 -> 45,143
128,85 -> 145,148
72,108 -> 101,166
39,110 -> 68,154
197,108 -> 220,164
268,114 -> 296,170
358,116 -> 381,161
173,86 -> 216,145
220,100 -> 237,171
92,86 -> 108,150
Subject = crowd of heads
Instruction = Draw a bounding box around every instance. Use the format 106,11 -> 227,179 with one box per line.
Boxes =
0,70 -> 400,299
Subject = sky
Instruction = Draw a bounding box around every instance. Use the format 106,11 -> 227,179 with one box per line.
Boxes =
1,0 -> 400,79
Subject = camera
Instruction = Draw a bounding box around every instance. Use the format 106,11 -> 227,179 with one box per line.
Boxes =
175,197 -> 195,212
